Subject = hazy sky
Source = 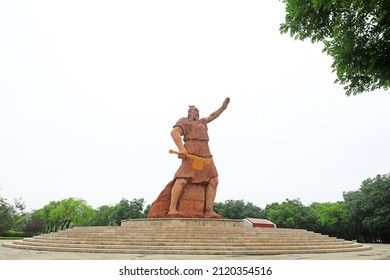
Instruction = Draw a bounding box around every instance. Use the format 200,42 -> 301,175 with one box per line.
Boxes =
1,1 -> 389,212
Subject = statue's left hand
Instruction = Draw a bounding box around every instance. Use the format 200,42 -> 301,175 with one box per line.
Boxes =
222,97 -> 230,109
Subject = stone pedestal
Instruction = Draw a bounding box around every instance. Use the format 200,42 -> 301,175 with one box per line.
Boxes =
122,218 -> 244,228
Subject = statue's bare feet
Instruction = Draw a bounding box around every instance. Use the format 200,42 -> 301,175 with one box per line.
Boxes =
204,211 -> 224,218
167,208 -> 179,215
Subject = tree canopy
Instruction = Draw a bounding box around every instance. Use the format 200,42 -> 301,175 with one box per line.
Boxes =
264,198 -> 313,229
0,197 -> 16,234
214,199 -> 264,219
344,174 -> 390,242
279,0 -> 390,95
32,198 -> 95,232
111,198 -> 146,225
309,201 -> 352,239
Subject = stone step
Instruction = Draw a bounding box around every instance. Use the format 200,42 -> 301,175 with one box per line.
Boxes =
31,236 -> 340,244
41,235 -> 330,241
21,237 -> 351,246
63,226 -> 317,233
2,218 -> 372,256
38,230 -> 329,238
4,242 -> 370,255
30,234 -> 340,243
44,229 -> 331,237
30,234 -> 341,241
10,239 -> 363,251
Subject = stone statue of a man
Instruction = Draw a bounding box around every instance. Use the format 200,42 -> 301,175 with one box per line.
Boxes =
148,97 -> 230,218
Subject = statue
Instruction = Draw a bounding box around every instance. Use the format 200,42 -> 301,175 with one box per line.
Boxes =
147,97 -> 230,218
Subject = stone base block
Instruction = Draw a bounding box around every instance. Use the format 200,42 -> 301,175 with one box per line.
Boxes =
244,218 -> 276,228
121,218 -> 244,228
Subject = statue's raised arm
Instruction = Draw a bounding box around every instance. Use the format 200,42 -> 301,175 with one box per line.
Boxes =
204,97 -> 230,123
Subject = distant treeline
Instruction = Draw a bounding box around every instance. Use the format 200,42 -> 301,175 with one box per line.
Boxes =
1,174 -> 389,243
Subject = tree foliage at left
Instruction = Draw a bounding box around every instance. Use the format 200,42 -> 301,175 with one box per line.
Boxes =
0,196 -> 148,237
32,198 -> 95,233
0,197 -> 16,235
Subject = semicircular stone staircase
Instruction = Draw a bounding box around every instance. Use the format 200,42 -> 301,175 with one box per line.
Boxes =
3,218 -> 371,255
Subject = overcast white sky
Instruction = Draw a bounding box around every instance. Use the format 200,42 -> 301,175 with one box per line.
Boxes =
1,0 -> 389,212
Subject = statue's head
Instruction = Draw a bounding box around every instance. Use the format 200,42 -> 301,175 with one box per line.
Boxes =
188,105 -> 199,120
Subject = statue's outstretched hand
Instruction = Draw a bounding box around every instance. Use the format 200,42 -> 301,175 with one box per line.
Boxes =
222,97 -> 230,109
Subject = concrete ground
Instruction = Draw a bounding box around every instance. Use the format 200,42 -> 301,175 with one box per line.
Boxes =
1,240 -> 389,260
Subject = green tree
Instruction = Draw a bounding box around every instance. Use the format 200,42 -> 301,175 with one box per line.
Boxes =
113,198 -> 146,225
279,0 -> 390,95
214,200 -> 264,219
309,201 -> 352,239
23,215 -> 45,236
13,198 -> 26,214
34,201 -> 61,233
91,205 -> 116,226
0,196 -> 16,235
343,189 -> 370,241
344,174 -> 390,243
11,198 -> 29,233
143,204 -> 151,218
214,200 -> 245,219
265,199 -> 312,228
33,198 -> 95,232
49,198 -> 95,230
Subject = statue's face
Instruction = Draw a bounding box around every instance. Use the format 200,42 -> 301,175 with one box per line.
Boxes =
188,107 -> 199,120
